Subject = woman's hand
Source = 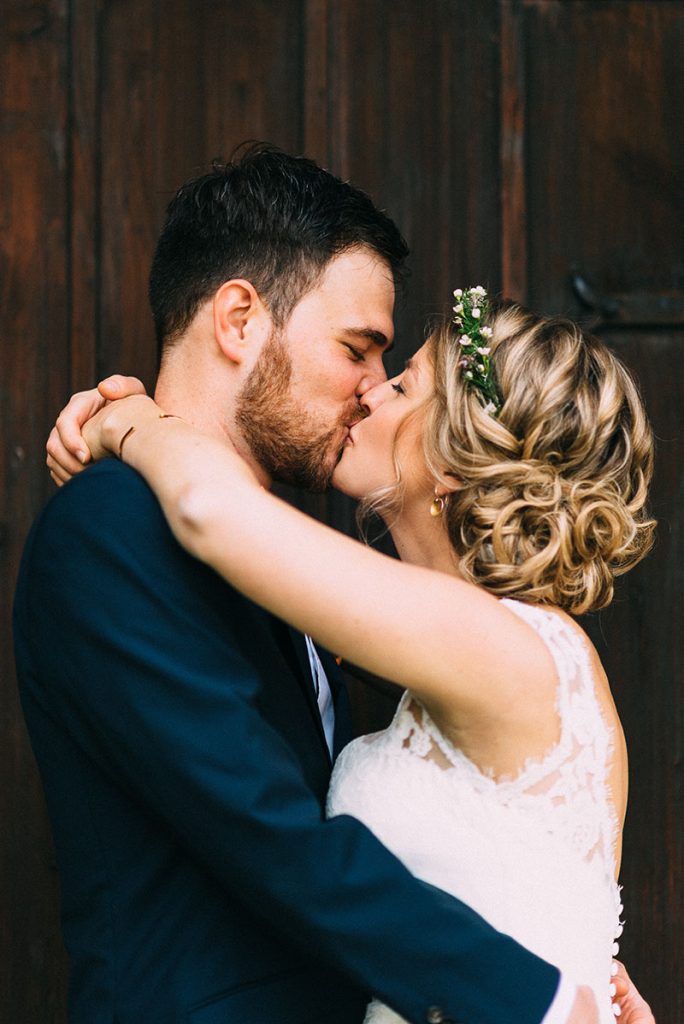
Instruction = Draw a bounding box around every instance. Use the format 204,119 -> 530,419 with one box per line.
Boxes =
613,961 -> 655,1023
46,375 -> 147,486
81,394 -> 165,463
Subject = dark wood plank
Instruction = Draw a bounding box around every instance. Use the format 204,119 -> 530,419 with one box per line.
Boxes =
584,326 -> 684,1021
328,0 -> 502,344
303,0 -> 330,164
69,0 -> 101,392
96,0 -> 306,389
522,0 -> 684,315
514,2 -> 684,1014
0,1 -> 71,1019
500,0 -> 527,301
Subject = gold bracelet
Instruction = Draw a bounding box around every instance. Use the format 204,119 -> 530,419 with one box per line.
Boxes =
117,425 -> 136,459
117,413 -> 180,460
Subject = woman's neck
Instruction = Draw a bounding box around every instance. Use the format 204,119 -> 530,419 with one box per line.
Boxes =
387,505 -> 462,578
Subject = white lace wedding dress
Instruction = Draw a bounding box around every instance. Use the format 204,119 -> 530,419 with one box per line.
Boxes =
327,599 -> 623,1024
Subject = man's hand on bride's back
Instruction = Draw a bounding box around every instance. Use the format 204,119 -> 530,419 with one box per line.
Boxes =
46,375 -> 147,486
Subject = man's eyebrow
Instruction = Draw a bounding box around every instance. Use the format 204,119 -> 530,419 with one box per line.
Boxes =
343,327 -> 394,354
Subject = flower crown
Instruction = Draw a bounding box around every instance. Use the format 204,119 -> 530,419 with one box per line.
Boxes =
452,286 -> 501,415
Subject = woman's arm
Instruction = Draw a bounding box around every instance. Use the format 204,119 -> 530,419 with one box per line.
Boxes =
86,396 -> 556,733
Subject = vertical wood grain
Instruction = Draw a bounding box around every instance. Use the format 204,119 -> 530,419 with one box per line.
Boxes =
303,0 -> 330,164
500,0 -> 527,301
0,1 -> 71,1019
69,0 -> 101,391
507,2 -> 684,1015
96,0 -> 306,388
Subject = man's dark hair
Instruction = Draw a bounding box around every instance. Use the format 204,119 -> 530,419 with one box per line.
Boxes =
149,143 -> 409,347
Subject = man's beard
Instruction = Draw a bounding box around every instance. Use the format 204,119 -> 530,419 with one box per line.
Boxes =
235,330 -> 350,492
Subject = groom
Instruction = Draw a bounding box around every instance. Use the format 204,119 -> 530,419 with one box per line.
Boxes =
18,145 -> 594,1024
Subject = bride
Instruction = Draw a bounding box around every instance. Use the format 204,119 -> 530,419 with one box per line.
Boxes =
49,290 -> 655,1023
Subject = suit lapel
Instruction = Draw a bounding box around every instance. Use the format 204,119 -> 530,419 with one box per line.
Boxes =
277,624 -> 331,764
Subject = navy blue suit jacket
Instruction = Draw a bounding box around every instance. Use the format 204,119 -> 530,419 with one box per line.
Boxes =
14,461 -> 559,1024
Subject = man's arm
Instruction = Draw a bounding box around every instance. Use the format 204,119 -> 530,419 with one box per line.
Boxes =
16,461 -> 563,1024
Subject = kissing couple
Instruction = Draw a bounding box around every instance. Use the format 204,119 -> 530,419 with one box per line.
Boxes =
18,145 -> 654,1023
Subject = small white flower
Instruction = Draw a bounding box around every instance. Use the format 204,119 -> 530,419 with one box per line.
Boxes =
459,335 -> 471,346
477,363 -> 485,372
480,325 -> 493,338
465,370 -> 473,379
453,288 -> 463,298
477,346 -> 490,355
469,285 -> 486,297
472,307 -> 481,318
453,303 -> 464,315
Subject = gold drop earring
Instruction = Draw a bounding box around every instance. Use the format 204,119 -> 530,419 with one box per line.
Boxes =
430,494 -> 448,518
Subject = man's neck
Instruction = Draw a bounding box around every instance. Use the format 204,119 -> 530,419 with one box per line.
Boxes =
153,373 -> 273,489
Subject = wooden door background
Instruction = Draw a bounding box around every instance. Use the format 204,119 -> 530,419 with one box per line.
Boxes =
1,1 -> 681,1020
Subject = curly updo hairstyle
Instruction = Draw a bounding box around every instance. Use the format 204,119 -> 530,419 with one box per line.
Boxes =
422,301 -> 655,615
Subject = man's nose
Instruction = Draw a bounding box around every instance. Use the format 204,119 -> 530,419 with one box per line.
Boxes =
356,361 -> 387,404
359,378 -> 391,416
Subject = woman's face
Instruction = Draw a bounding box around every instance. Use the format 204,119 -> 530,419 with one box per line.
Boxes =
332,341 -> 435,502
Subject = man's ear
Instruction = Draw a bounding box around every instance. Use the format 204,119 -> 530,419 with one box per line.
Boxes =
213,279 -> 269,364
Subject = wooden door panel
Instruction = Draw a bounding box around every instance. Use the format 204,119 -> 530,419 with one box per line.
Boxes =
586,325 -> 683,1016
0,3 -> 72,1020
521,0 -> 684,313
506,1 -> 684,1015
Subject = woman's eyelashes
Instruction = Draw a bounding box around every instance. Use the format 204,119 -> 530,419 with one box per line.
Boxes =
391,380 -> 406,395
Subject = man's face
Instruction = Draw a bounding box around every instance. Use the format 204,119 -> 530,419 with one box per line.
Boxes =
235,247 -> 395,491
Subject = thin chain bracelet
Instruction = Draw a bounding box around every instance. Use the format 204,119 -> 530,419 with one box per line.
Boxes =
117,412 -> 179,460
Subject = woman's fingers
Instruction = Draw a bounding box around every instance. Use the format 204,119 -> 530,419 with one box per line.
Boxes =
54,387 -> 107,458
46,424 -> 89,482
46,387 -> 107,484
97,374 -> 147,401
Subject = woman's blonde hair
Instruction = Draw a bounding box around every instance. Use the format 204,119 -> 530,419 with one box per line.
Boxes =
362,301 -> 656,615
426,301 -> 656,614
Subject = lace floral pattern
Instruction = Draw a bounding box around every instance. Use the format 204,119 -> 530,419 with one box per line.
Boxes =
328,600 -> 624,1024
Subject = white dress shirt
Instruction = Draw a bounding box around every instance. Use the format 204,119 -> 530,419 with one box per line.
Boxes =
304,635 -> 335,756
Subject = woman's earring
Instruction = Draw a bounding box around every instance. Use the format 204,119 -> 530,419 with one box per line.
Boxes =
430,494 -> 448,518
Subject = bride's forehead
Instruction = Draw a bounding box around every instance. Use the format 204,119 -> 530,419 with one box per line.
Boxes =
403,343 -> 433,379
